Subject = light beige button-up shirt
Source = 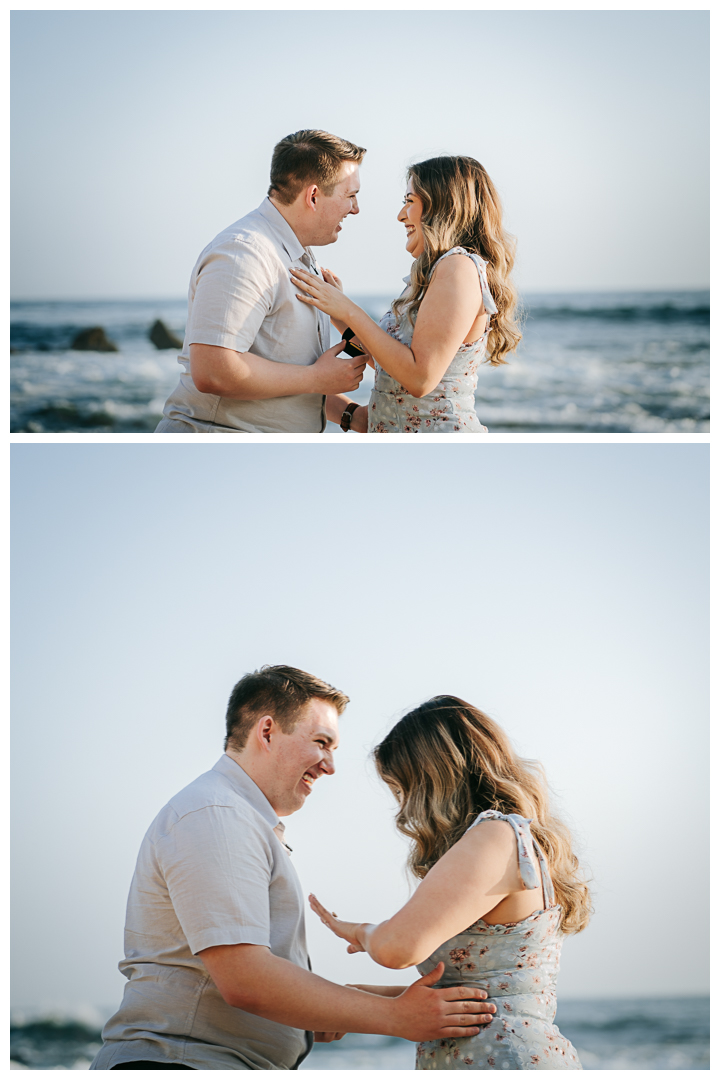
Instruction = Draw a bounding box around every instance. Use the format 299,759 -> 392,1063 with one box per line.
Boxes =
90,755 -> 313,1070
157,199 -> 331,433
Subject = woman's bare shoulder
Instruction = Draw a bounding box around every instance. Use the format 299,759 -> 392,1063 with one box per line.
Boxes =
457,818 -> 538,895
463,816 -> 517,842
432,251 -> 480,278
428,252 -> 481,295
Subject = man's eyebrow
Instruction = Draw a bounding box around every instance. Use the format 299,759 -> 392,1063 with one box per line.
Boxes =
314,728 -> 339,747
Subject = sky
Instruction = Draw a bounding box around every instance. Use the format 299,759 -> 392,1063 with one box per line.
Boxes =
10,442 -> 709,1020
10,9 -> 709,300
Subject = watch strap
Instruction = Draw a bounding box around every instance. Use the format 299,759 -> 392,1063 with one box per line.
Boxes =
340,401 -> 360,432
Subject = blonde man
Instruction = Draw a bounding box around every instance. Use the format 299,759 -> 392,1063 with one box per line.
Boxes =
156,131 -> 369,434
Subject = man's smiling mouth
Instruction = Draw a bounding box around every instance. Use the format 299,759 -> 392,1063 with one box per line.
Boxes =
301,772 -> 315,789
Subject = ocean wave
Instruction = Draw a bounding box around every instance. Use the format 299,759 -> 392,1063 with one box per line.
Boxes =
566,1012 -> 705,1039
11,998 -> 710,1071
525,302 -> 710,323
11,1015 -> 103,1070
10,293 -> 709,433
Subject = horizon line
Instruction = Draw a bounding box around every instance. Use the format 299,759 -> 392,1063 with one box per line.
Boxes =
10,284 -> 711,305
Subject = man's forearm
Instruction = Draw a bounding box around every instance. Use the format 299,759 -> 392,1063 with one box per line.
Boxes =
190,343 -> 319,400
202,947 -> 395,1035
200,944 -> 491,1041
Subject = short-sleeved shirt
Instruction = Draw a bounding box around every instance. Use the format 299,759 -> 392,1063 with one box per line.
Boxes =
157,198 -> 332,433
90,755 -> 312,1071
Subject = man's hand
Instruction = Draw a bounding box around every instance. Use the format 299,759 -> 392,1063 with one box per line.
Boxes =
386,963 -> 495,1042
313,1031 -> 346,1043
310,342 -> 367,395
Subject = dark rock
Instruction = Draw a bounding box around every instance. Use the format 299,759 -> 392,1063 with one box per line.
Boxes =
149,319 -> 183,350
71,326 -> 119,352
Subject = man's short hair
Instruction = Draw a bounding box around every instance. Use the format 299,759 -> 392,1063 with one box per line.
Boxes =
268,129 -> 366,206
224,664 -> 349,751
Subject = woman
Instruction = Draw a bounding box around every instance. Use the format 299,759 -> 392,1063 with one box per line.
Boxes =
309,697 -> 591,1070
290,156 -> 522,432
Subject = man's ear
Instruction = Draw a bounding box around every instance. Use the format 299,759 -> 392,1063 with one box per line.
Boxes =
303,184 -> 319,211
254,714 -> 275,752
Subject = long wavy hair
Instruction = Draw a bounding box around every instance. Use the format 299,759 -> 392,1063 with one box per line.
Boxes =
373,696 -> 591,935
392,156 -> 522,366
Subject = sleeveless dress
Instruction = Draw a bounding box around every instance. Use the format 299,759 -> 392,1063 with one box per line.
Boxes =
368,248 -> 498,433
415,811 -> 582,1071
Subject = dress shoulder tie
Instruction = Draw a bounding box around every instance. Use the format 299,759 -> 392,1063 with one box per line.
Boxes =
466,809 -> 556,905
433,246 -> 498,319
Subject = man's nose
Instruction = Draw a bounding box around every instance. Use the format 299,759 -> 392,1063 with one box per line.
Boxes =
320,750 -> 335,775
350,199 -> 359,215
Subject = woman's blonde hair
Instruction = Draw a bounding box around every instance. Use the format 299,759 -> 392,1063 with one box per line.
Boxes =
373,696 -> 591,935
392,156 -> 522,366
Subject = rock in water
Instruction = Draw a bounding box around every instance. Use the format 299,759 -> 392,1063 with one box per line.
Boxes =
149,319 -> 183,350
71,326 -> 119,352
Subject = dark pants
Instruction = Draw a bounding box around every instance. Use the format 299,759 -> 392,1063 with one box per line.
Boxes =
111,1064 -> 195,1070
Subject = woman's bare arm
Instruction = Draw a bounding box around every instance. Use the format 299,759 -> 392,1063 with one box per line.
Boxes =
348,984 -> 409,997
310,820 -> 537,970
291,256 -> 483,398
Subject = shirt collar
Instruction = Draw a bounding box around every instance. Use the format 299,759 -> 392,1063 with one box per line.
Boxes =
212,753 -> 280,830
257,197 -> 308,264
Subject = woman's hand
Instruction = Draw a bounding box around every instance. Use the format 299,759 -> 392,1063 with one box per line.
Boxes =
320,267 -> 344,292
309,894 -> 367,954
290,267 -> 355,324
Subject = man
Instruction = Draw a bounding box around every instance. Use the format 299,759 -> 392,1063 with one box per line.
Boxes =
90,665 -> 494,1070
155,130 -> 369,434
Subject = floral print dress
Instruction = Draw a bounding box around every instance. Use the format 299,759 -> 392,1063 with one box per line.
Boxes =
415,811 -> 582,1071
368,248 -> 498,433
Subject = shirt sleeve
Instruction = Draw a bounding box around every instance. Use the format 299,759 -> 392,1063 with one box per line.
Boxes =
156,804 -> 274,955
185,241 -> 278,355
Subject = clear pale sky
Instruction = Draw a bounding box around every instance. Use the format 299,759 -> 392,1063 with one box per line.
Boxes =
10,9 -> 709,300
11,443 -> 708,1018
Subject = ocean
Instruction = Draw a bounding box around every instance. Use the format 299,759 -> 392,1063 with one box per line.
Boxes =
10,291 -> 708,433
9,997 -> 709,1070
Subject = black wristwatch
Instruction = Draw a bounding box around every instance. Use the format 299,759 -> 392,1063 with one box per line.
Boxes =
340,402 -> 360,432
